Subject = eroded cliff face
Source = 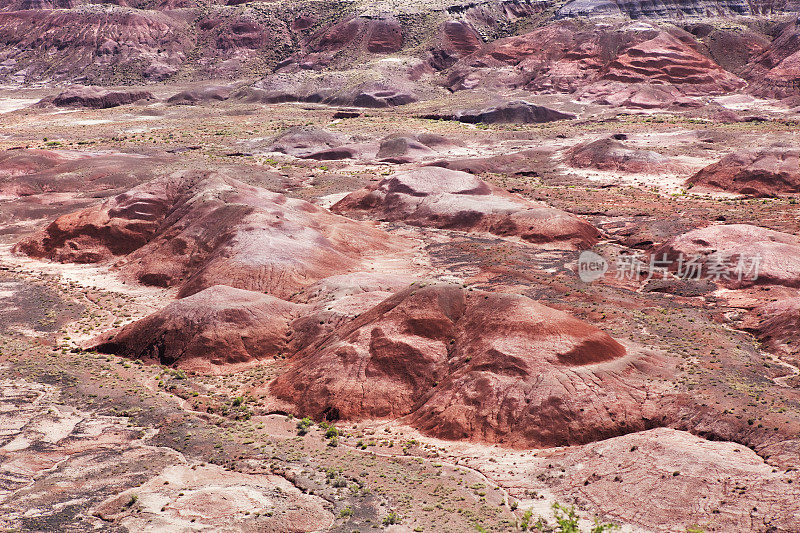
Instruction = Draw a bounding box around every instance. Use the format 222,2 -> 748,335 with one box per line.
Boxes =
557,0 -> 798,18
0,0 -> 796,86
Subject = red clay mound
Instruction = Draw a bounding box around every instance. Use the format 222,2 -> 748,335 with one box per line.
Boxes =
271,283 -> 676,447
440,20 -> 482,57
240,72 -> 418,108
92,285 -> 309,373
420,101 -> 575,124
599,32 -> 745,95
332,166 -> 600,249
263,127 -> 351,158
312,16 -> 402,55
451,101 -> 575,124
565,137 -> 674,173
15,171 -> 400,298
0,149 -> 67,178
653,224 -> 800,289
48,86 -> 154,109
687,147 -> 800,197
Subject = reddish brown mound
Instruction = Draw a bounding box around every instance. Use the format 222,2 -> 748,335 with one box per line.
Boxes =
599,32 -> 745,95
420,101 -> 575,124
0,149 -> 69,180
285,16 -> 403,70
565,137 -> 673,173
687,148 -> 800,197
240,72 -> 418,108
15,171 -> 400,299
453,101 -> 575,124
653,224 -> 800,289
440,20 -> 481,56
92,285 -> 309,373
430,149 -> 546,176
271,283 -> 676,447
332,166 -> 600,249
375,133 -> 453,163
47,86 -> 154,109
365,19 -> 403,53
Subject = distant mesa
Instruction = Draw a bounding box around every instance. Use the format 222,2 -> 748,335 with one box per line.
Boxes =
423,101 -> 575,124
332,166 -> 600,249
445,21 -> 747,105
45,86 -> 154,109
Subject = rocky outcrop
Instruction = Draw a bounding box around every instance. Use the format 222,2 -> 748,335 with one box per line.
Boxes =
332,166 -> 600,249
741,297 -> 800,361
687,148 -> 800,197
496,427 -> 800,532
